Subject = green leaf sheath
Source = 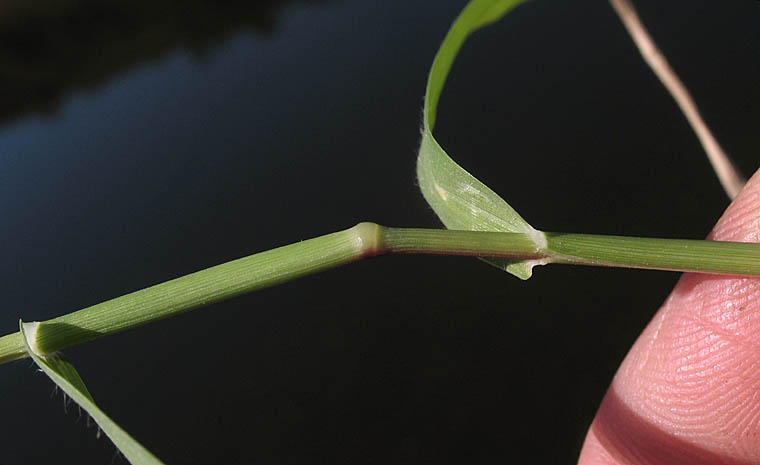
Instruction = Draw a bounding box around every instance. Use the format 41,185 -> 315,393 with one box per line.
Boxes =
379,227 -> 540,257
380,229 -> 760,276
0,224 -> 376,364
416,0 -> 540,279
20,321 -> 165,465
545,233 -> 760,275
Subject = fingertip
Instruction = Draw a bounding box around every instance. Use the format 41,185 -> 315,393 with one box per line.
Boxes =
579,169 -> 760,464
708,169 -> 760,243
578,426 -> 619,465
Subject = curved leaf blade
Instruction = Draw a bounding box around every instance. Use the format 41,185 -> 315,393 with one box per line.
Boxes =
20,320 -> 165,465
417,0 -> 544,279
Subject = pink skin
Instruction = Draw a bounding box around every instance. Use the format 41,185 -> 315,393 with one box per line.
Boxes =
579,169 -> 760,465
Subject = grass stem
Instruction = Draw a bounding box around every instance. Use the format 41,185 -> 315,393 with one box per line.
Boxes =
545,233 -> 760,275
1,223 -> 759,365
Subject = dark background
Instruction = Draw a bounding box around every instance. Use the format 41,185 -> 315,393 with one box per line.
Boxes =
0,0 -> 758,463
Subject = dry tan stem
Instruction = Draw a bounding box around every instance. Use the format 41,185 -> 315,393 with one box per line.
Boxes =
609,0 -> 745,199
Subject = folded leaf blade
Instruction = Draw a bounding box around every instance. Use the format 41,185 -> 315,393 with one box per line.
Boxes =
20,320 -> 165,465
417,0 -> 541,279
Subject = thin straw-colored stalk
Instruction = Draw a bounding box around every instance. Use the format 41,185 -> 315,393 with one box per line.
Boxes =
609,0 -> 745,199
2,223 -> 760,365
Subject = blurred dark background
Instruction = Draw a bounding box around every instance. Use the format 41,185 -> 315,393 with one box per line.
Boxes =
0,0 -> 758,463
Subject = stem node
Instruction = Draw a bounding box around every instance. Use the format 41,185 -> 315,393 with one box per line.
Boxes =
352,222 -> 384,258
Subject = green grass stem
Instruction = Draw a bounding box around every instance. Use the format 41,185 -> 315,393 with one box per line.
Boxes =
545,233 -> 760,275
1,223 -> 759,365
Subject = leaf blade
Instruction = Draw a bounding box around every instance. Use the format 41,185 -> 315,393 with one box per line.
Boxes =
20,320 -> 165,465
417,0 -> 542,279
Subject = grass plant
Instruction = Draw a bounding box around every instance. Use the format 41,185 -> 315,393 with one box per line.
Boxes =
1,0 -> 755,462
